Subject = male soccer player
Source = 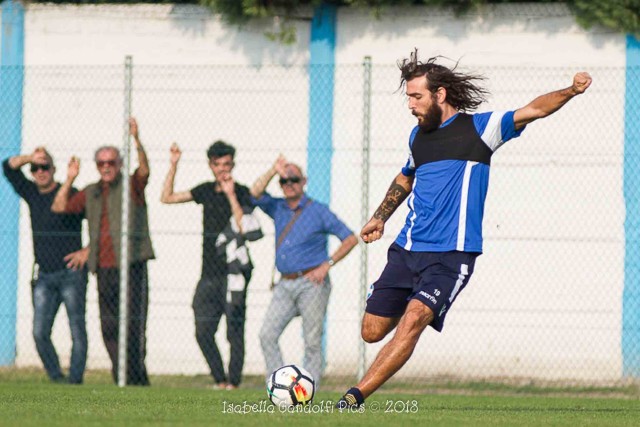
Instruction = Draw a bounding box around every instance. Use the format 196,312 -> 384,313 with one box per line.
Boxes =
337,50 -> 592,408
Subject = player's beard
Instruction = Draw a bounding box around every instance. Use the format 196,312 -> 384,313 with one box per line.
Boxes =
416,98 -> 443,133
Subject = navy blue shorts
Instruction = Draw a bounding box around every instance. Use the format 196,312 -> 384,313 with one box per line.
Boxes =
365,243 -> 478,332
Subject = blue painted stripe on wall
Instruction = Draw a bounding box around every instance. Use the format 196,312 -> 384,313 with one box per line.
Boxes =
623,34 -> 640,377
306,4 -> 336,205
0,0 -> 25,366
307,4 -> 336,377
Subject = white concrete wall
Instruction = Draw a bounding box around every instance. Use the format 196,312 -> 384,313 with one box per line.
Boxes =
10,3 -> 627,384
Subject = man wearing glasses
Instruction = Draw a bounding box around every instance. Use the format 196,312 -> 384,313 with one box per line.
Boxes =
52,118 -> 154,386
3,147 -> 88,384
251,155 -> 358,386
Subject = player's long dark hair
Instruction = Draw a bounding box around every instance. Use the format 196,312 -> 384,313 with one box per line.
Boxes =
398,48 -> 489,112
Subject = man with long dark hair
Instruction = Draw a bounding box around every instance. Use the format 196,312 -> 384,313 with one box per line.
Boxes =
337,50 -> 592,408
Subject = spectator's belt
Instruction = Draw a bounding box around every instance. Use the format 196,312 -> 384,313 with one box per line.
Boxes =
281,266 -> 318,280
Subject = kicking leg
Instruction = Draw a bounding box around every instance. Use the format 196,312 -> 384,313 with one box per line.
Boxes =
337,299 -> 433,408
357,300 -> 433,397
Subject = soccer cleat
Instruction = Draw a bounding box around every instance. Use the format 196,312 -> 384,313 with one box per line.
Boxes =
335,388 -> 365,410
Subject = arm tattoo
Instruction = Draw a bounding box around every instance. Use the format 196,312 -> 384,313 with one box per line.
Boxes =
373,182 -> 410,222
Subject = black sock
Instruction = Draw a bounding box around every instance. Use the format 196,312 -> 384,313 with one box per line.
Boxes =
345,387 -> 365,405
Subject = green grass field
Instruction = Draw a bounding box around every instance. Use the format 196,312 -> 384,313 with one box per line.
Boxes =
1,368 -> 639,426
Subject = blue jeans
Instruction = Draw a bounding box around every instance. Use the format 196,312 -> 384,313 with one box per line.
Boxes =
32,267 -> 88,383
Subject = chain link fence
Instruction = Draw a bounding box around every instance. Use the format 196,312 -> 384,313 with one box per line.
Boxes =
0,60 -> 632,387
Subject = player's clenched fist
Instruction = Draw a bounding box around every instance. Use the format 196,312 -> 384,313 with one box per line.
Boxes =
360,218 -> 385,243
572,72 -> 592,95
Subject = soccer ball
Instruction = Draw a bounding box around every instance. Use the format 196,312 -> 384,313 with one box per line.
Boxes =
266,365 -> 315,408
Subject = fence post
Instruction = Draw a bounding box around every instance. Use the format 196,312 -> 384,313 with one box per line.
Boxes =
118,55 -> 133,387
358,56 -> 372,380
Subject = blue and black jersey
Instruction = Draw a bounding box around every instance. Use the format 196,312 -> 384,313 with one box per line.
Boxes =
396,111 -> 524,253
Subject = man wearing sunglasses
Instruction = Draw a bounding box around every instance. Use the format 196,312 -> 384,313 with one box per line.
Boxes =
52,118 -> 154,386
161,140 -> 262,390
3,147 -> 89,384
251,155 -> 358,386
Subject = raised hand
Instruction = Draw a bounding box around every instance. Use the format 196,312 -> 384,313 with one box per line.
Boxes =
274,154 -> 288,177
32,147 -> 49,164
572,72 -> 592,95
129,117 -> 139,140
67,156 -> 80,180
169,142 -> 182,166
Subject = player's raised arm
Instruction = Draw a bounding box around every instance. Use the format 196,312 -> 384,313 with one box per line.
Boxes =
360,172 -> 414,243
513,72 -> 592,131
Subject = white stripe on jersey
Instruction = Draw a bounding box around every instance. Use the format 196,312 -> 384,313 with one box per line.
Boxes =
456,161 -> 478,251
480,110 -> 507,151
404,192 -> 417,251
449,263 -> 469,303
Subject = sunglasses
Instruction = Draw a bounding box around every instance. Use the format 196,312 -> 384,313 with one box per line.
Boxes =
279,176 -> 302,185
96,160 -> 118,168
30,164 -> 51,173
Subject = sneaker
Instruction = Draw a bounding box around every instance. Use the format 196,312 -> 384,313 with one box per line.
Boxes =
212,382 -> 227,390
225,384 -> 238,390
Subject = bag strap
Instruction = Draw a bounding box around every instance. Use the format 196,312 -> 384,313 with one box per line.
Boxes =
270,198 -> 312,290
275,198 -> 312,250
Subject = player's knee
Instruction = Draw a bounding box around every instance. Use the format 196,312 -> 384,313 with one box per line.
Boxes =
400,306 -> 433,336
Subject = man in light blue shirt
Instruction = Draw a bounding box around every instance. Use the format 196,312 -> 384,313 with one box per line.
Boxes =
251,155 -> 358,385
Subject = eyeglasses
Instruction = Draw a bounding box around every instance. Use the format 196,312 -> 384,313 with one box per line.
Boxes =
30,164 -> 51,173
96,160 -> 118,168
279,176 -> 302,185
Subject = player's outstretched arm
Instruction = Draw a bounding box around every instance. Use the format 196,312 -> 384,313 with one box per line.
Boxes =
361,173 -> 414,244
513,72 -> 592,131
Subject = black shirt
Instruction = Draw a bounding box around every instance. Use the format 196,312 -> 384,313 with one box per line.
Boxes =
191,182 -> 253,278
3,159 -> 84,273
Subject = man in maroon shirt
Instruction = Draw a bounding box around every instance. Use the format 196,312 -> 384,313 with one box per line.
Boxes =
52,118 -> 155,385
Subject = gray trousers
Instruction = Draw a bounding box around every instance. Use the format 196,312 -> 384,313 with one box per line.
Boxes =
259,276 -> 331,386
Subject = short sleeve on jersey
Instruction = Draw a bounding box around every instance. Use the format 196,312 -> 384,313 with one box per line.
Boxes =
473,111 -> 524,152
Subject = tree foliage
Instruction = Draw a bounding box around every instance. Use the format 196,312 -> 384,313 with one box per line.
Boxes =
569,0 -> 640,35
199,0 -> 640,36
27,1 -> 640,36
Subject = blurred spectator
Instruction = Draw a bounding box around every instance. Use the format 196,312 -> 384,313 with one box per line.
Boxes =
3,147 -> 88,384
52,118 -> 154,386
251,155 -> 357,386
161,141 -> 262,390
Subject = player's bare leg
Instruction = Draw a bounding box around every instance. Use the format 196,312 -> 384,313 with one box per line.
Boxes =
361,312 -> 400,343
337,300 -> 433,408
